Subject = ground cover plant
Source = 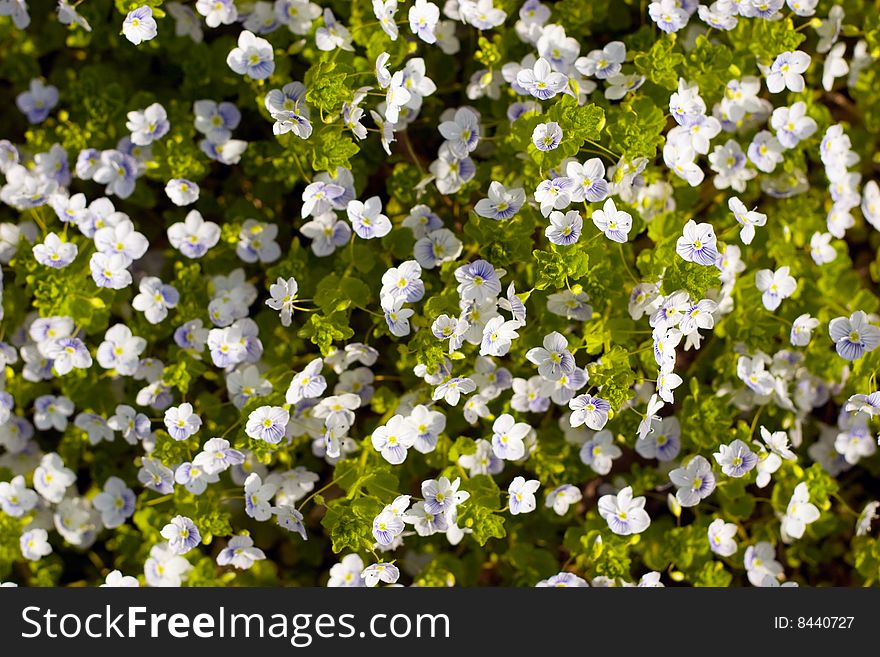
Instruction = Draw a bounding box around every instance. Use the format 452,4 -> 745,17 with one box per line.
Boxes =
1,0 -> 880,588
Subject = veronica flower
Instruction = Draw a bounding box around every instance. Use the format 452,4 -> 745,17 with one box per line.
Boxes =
164,403 -> 202,441
362,562 -> 399,587
669,455 -> 716,507
167,210 -> 220,259
751,432 -> 790,472
264,81 -> 312,139
569,394 -> 610,430
579,430 -> 621,475
380,260 -> 424,305
382,297 -> 414,337
93,477 -> 136,528
409,0 -> 440,43
33,233 -> 77,269
192,438 -> 245,475
285,358 -> 327,404
16,78 -> 58,124
536,572 -> 589,588
301,212 -> 351,256
508,476 -> 540,515
438,107 -> 480,158
566,158 -> 608,203
236,219 -> 281,263
708,518 -> 738,557
455,259 -> 502,303
728,197 -> 767,245
605,73 -> 646,100
676,220 -> 718,265
94,219 -> 148,262
327,554 -> 365,587
160,516 -> 201,555
412,228 -> 462,270
122,6 -> 157,45
371,509 -> 405,546
479,316 -> 521,357
93,150 -> 138,198
164,179 -> 199,207
0,476 -> 38,518
274,505 -> 308,540
168,2 -> 204,41
591,198 -> 633,243
227,30 -> 275,80
217,535 -> 266,570
347,196 -> 391,239
20,529 -> 52,562
517,57 -> 568,100
244,473 -> 276,521
856,501 -> 879,537
196,0 -> 238,27
432,377 -> 476,406
526,331 -> 575,381
126,103 -> 169,146
829,311 -> 880,361
474,181 -> 526,220
275,0 -> 321,35
547,289 -> 593,321
845,391 -> 880,417
44,337 -> 92,375
144,543 -> 191,587
755,266 -> 797,311
107,405 -> 150,445
770,102 -> 817,150
33,395 -> 74,431
138,457 -> 174,494
541,485 -> 581,516
132,276 -> 179,324
490,413 -> 530,461
246,406 -> 290,444
747,130 -> 784,173
315,8 -> 354,52
200,137 -> 248,165
534,176 -> 575,217
370,414 -> 417,465
532,121 -> 562,151
404,501 -> 449,537
714,439 -> 757,477
193,100 -> 241,143
598,486 -> 651,535
764,50 -> 811,93
421,476 -> 467,516
576,40 -> 625,80
781,482 -> 820,540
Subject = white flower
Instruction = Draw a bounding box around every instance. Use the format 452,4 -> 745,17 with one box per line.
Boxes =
265,276 -> 299,327
490,413 -> 531,461
597,486 -> 650,535
165,179 -> 199,206
755,266 -> 797,311
545,485 -> 582,516
508,476 -> 540,515
122,6 -> 158,45
591,197 -> 632,243
579,430 -> 621,475
781,482 -> 820,540
708,518 -> 738,557
227,30 -> 275,80
728,197 -> 766,245
371,415 -> 417,465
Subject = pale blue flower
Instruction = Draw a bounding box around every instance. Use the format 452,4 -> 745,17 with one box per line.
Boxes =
160,515 -> 201,555
122,6 -> 158,45
532,121 -> 562,151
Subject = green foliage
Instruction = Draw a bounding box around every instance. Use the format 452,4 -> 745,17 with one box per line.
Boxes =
1,0 -> 879,591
